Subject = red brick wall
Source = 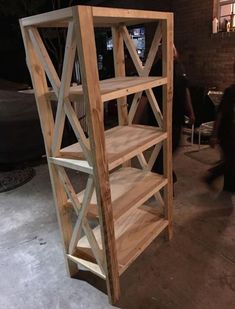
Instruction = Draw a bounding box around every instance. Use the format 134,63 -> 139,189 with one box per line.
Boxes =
172,0 -> 235,90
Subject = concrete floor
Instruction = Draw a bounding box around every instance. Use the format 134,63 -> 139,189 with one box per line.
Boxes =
0,139 -> 235,309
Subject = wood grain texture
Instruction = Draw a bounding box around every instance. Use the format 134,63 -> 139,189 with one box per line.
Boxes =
21,7 -> 72,27
52,21 -> 76,156
77,167 -> 167,221
59,125 -> 167,170
112,26 -> 128,126
120,25 -> 144,75
46,76 -> 168,102
28,27 -> 60,96
20,22 -> 78,277
162,14 -> 174,240
143,23 -> 162,76
73,6 -> 120,304
48,157 -> 93,174
92,6 -> 171,23
75,202 -> 168,275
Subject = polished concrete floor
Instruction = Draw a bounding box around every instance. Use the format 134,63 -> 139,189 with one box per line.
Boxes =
0,139 -> 235,309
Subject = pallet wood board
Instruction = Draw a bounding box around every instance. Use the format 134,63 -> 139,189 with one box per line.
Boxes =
46,76 -> 167,102
21,6 -> 171,27
77,167 -> 167,220
73,202 -> 168,275
60,125 -> 167,171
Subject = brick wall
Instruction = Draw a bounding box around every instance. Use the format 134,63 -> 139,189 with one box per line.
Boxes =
93,0 -> 235,90
172,0 -> 235,91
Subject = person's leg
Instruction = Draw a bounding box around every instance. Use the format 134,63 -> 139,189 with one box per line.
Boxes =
223,152 -> 235,192
204,160 -> 225,185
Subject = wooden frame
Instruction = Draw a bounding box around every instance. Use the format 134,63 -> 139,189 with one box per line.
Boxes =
20,5 -> 173,304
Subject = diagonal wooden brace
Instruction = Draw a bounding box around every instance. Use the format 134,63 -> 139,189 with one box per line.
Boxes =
52,21 -> 77,155
57,166 -> 82,215
69,175 -> 94,254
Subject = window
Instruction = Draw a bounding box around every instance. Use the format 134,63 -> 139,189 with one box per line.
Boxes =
217,0 -> 235,31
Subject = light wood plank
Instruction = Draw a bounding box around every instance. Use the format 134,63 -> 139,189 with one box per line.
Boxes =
137,152 -> 148,170
115,205 -> 168,274
73,6 -> 119,304
64,100 -> 91,164
49,157 -> 93,174
162,15 -> 174,240
21,7 -> 72,26
60,125 -> 167,171
67,254 -> 105,279
69,176 -> 94,254
128,91 -> 143,124
57,166 -> 81,216
78,167 -> 167,221
143,23 -> 162,76
83,218 -> 106,274
120,25 -> 144,76
145,89 -> 163,127
20,23 -> 78,277
52,21 -> 76,156
46,76 -> 168,102
112,26 -> 128,126
28,27 -> 60,96
154,191 -> 165,209
75,202 -> 168,275
92,7 -> 172,23
147,143 -> 162,170
21,6 -> 169,28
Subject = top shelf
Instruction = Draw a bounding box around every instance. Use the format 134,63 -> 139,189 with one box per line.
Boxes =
21,5 -> 173,28
46,76 -> 167,102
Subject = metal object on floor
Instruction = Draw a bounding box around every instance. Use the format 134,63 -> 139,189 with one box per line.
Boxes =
198,121 -> 214,150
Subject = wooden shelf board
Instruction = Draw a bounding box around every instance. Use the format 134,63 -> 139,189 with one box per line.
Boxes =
21,6 -> 171,27
46,76 -> 167,102
74,202 -> 168,275
78,167 -> 167,220
60,125 -> 167,171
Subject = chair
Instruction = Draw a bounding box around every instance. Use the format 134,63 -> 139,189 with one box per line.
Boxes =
198,121 -> 214,149
184,115 -> 194,146
197,90 -> 223,150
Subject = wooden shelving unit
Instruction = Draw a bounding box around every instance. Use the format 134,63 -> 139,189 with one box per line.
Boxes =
20,5 -> 173,304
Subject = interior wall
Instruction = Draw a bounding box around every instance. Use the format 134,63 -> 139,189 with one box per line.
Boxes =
172,0 -> 235,90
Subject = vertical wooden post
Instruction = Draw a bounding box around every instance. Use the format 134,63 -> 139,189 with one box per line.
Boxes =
72,6 -> 120,304
162,14 -> 174,240
112,25 -> 128,126
20,21 -> 78,277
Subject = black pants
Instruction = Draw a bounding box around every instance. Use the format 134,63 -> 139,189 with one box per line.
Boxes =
207,146 -> 235,192
152,125 -> 181,183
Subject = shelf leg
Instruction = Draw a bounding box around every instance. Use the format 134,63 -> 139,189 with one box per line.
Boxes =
73,6 -> 120,304
66,258 -> 79,277
162,15 -> 174,241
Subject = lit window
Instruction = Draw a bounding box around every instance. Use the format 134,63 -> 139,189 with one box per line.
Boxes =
217,0 -> 235,31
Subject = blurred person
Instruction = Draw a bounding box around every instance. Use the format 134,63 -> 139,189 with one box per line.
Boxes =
204,84 -> 235,192
134,45 -> 195,182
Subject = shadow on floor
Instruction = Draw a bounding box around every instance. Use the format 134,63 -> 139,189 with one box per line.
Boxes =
114,192 -> 235,309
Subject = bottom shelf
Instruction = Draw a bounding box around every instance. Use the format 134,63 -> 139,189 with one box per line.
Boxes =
72,203 -> 168,275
